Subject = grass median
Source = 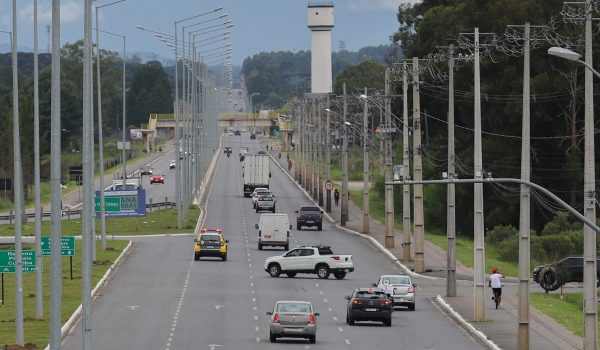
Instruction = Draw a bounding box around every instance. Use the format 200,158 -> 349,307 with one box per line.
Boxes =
531,292 -> 600,342
0,206 -> 201,237
0,240 -> 129,349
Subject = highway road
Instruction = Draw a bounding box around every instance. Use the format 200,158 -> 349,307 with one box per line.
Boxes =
61,134 -> 484,349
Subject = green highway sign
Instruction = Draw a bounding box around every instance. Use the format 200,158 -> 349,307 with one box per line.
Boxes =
0,250 -> 36,273
95,196 -> 122,212
41,236 -> 75,256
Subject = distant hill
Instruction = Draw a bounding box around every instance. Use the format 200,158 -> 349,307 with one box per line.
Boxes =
241,44 -> 402,109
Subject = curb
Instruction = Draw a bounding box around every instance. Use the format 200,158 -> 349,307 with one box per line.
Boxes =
44,240 -> 134,350
433,295 -> 502,350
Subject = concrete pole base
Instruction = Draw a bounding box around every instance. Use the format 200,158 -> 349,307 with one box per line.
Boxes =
385,236 -> 394,248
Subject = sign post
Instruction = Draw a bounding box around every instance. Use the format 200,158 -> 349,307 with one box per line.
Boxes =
0,250 -> 37,305
41,236 -> 75,279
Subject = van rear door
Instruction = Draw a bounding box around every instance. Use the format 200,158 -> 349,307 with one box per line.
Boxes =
272,215 -> 289,242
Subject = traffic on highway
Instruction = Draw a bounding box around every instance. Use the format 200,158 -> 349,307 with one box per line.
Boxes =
59,132 -> 484,349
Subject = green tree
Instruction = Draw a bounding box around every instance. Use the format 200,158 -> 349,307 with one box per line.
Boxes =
126,60 -> 173,126
333,61 -> 386,94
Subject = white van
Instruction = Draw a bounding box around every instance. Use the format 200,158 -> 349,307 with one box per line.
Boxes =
255,213 -> 291,251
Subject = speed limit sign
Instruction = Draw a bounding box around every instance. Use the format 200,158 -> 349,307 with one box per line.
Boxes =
325,180 -> 333,191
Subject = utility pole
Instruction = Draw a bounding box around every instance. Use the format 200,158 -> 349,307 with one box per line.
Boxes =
473,27 -> 486,322
33,0 -> 44,320
582,0 -> 598,347
518,22 -> 531,350
318,100 -> 324,206
11,0 -> 24,344
326,96 -> 332,213
384,69 -> 394,248
49,1 -> 62,348
341,83 -> 349,226
447,46 -> 457,297
412,58 -> 425,273
402,62 -> 412,260
362,87 -> 370,234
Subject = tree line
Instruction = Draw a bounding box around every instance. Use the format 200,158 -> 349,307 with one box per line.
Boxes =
0,40 -> 173,202
385,0 -> 599,239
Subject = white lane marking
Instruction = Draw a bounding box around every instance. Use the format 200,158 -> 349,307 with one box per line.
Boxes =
250,282 -> 254,287
254,315 -> 259,320
315,283 -> 320,288
345,339 -> 351,345
249,263 -> 252,268
252,297 -> 256,302
251,290 -> 255,294
165,261 -> 193,349
255,326 -> 260,332
253,306 -> 258,311
323,298 -> 328,303
332,316 -> 338,322
256,338 -> 260,343
126,305 -> 140,310
338,326 -> 344,333
319,291 -> 324,295
328,307 -> 333,312
214,305 -> 225,310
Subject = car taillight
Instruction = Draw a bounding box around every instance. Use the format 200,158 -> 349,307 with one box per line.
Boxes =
408,287 -> 414,293
273,313 -> 280,323
308,313 -> 316,324
380,300 -> 391,306
352,300 -> 362,305
331,256 -> 340,261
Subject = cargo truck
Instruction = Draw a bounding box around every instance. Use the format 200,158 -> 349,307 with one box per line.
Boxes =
243,154 -> 270,197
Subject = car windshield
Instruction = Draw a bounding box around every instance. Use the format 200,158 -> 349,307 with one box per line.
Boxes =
276,303 -> 311,313
259,196 -> 273,201
381,276 -> 411,285
355,291 -> 386,299
256,191 -> 270,196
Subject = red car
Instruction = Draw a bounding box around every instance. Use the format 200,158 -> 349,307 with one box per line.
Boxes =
150,174 -> 165,184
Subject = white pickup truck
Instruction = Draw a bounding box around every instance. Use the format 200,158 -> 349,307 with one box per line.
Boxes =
264,245 -> 354,280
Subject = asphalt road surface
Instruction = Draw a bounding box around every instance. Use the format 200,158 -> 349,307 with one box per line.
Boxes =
61,134 -> 484,349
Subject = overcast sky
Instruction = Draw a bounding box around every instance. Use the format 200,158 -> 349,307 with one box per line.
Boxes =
0,0 -> 418,65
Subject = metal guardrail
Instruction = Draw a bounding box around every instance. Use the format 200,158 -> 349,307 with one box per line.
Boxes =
0,201 -> 177,222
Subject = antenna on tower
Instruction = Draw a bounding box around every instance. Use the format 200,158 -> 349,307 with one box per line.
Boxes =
46,25 -> 51,53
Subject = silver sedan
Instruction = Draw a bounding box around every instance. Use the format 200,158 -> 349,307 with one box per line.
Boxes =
266,301 -> 319,343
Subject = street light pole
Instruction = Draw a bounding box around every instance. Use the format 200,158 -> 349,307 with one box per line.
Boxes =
447,48 -> 457,297
96,0 -> 126,252
384,69 -> 394,248
33,0 -> 44,321
325,100 -> 331,213
49,1 -> 62,348
362,88 -> 370,234
413,58 -> 425,273
11,0 -> 24,344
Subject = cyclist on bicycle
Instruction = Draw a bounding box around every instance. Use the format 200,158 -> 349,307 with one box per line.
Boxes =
489,267 -> 505,309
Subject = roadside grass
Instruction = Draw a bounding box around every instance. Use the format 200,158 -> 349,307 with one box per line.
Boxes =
0,240 -> 129,348
530,292 -> 600,340
0,206 -> 201,237
348,189 -> 518,276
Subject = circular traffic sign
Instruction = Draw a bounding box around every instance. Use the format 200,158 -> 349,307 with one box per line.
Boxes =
325,180 -> 333,191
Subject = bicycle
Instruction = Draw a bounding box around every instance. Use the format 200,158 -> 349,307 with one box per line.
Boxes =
491,288 -> 501,309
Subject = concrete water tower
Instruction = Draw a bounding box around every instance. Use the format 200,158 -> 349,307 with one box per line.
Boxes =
308,2 -> 334,93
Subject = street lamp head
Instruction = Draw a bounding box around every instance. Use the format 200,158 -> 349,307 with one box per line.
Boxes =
359,94 -> 367,99
214,6 -> 224,11
136,25 -> 145,30
548,47 -> 581,62
344,121 -> 352,126
324,108 -> 331,112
